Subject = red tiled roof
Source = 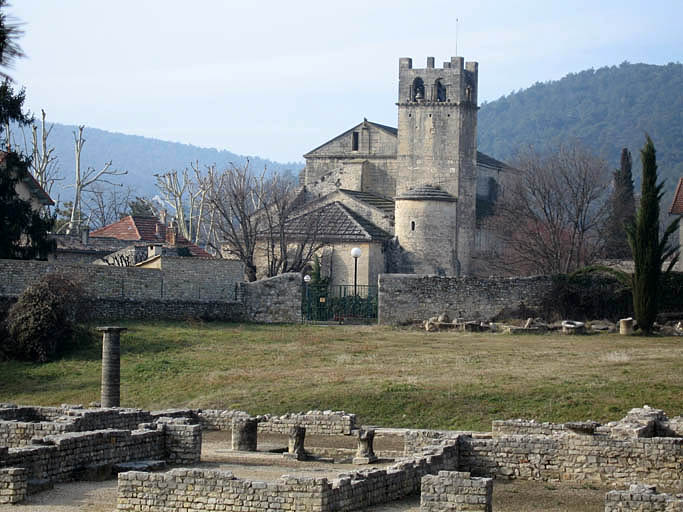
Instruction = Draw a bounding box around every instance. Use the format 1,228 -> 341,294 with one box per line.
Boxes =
670,177 -> 683,215
91,216 -> 212,257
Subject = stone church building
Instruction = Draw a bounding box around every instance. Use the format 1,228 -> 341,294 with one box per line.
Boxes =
290,56 -> 514,287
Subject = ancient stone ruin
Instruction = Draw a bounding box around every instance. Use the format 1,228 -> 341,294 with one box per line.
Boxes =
0,403 -> 681,510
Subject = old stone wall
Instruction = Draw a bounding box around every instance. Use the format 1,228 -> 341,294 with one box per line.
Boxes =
0,467 -> 27,504
0,406 -> 154,447
242,272 -> 302,323
420,471 -> 492,512
2,429 -> 165,484
491,419 -> 568,436
116,443 -> 460,512
378,274 -> 553,324
0,258 -> 244,303
198,409 -> 357,436
117,468 -> 332,512
0,258 -> 315,323
605,485 -> 683,511
458,434 -> 683,489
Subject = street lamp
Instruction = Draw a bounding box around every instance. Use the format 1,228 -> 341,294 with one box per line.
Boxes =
303,275 -> 311,284
351,247 -> 362,296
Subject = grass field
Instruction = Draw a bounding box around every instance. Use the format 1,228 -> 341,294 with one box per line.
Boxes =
1,322 -> 681,431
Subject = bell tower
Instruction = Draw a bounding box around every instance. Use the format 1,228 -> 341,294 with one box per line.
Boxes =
395,56 -> 479,275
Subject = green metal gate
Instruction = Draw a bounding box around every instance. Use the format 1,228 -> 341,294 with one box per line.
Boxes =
302,284 -> 378,323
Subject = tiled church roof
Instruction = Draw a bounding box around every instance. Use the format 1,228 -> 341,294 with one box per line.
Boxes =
284,202 -> 391,242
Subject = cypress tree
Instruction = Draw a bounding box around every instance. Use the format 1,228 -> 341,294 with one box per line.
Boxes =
625,136 -> 680,334
605,148 -> 636,258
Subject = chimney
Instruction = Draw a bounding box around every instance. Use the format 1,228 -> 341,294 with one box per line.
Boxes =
167,221 -> 178,247
81,226 -> 90,245
159,209 -> 167,225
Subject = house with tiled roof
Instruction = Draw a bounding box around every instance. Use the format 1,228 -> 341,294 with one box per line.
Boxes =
670,177 -> 683,271
280,55 -> 514,285
90,215 -> 212,266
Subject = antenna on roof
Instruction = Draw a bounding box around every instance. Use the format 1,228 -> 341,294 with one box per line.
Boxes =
455,18 -> 459,56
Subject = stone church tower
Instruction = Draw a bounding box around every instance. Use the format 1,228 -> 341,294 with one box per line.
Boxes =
395,56 -> 479,275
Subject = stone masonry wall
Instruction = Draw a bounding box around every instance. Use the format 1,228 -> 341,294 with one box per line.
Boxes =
420,471 -> 493,512
605,485 -> 683,511
0,467 -> 27,504
0,258 -> 311,323
378,274 -> 553,324
0,405 -> 155,447
2,429 -> 165,484
116,443 -> 460,512
0,258 -> 244,303
242,272 -> 303,323
458,434 -> 683,489
198,409 -> 357,436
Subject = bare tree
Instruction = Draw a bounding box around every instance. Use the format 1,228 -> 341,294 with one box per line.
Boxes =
82,184 -> 132,230
487,143 -> 610,275
206,162 -> 266,281
153,162 -> 209,244
258,173 -> 322,277
66,125 -> 127,234
21,109 -> 60,196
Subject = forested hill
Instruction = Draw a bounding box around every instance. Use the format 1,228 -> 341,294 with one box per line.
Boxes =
22,122 -> 303,200
478,61 -> 683,195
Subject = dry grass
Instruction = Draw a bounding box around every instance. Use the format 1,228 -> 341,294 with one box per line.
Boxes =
1,322 -> 681,431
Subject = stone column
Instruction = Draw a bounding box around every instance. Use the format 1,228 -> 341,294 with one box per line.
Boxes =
97,326 -> 127,408
619,318 -> 634,335
283,426 -> 306,460
231,417 -> 258,451
353,428 -> 378,464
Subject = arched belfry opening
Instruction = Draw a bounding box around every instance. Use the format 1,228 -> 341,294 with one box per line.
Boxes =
411,77 -> 425,101
435,79 -> 447,102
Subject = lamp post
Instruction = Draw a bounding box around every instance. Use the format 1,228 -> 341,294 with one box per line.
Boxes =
351,247 -> 362,296
303,275 -> 311,321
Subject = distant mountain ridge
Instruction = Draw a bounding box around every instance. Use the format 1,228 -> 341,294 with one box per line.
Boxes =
20,61 -> 683,206
478,61 -> 683,202
19,122 -> 303,202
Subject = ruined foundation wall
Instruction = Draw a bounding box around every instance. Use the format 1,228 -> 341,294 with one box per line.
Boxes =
378,274 -> 553,324
116,444 -> 460,512
198,409 -> 357,435
420,471 -> 493,512
2,429 -> 165,484
0,406 -> 155,447
458,434 -> 683,489
605,485 -> 683,511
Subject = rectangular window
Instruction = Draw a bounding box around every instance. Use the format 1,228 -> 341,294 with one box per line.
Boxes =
352,131 -> 359,151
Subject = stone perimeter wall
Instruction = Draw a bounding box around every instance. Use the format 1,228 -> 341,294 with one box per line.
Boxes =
116,443 -> 459,512
377,274 -> 553,325
0,259 -> 300,323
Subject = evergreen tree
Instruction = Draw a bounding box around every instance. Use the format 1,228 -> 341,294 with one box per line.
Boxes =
625,137 -> 680,334
0,151 -> 55,259
605,148 -> 636,258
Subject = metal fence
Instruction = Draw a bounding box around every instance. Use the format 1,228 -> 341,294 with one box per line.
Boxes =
302,284 -> 378,323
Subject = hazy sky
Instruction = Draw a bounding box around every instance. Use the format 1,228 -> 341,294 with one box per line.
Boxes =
9,0 -> 683,163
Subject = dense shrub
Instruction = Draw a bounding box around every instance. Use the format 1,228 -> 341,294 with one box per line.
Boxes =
4,274 -> 85,362
542,270 -> 683,321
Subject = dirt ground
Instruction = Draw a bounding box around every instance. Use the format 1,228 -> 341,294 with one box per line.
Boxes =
1,431 -> 606,512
